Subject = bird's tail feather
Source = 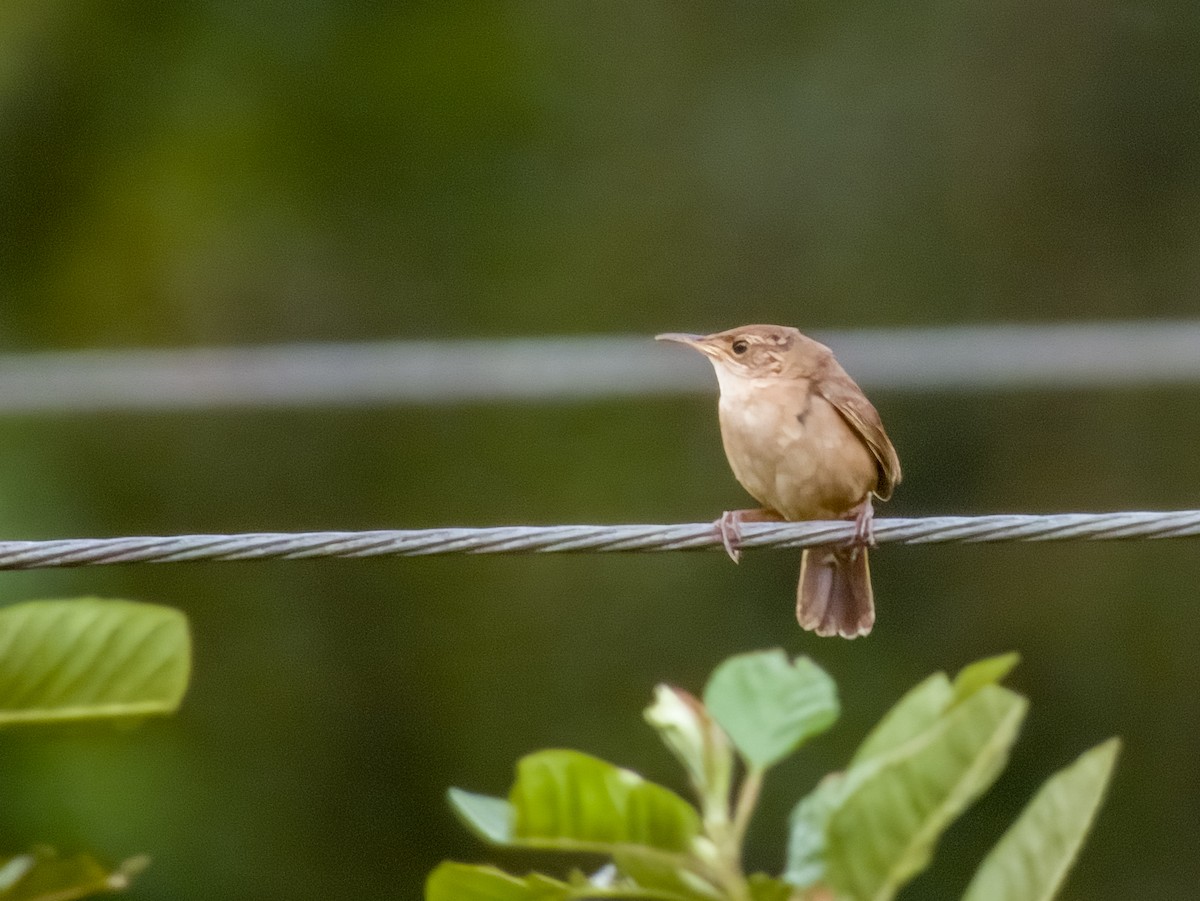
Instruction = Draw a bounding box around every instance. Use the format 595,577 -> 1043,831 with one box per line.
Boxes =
797,545 -> 875,638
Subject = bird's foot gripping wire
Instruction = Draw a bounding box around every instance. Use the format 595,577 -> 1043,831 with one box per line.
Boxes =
716,511 -> 744,563
847,496 -> 876,561
714,508 -> 784,563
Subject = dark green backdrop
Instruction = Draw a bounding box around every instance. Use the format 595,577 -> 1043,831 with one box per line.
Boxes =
2,3 -> 1198,899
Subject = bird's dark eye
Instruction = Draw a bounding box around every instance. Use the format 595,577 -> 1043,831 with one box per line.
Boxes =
731,339 -> 749,355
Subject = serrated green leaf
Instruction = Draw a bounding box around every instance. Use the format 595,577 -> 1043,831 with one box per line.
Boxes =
703,650 -> 838,770
951,653 -> 1020,705
0,599 -> 190,725
962,738 -> 1120,901
425,863 -> 569,901
0,848 -> 146,900
510,750 -> 700,853
449,788 -> 514,844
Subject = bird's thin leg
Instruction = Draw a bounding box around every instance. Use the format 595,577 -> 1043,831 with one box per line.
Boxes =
716,511 -> 743,563
715,508 -> 783,563
846,496 -> 876,560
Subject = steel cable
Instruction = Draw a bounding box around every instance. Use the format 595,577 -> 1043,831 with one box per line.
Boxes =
0,510 -> 1197,570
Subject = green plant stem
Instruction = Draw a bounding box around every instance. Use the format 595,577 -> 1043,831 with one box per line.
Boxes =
709,864 -> 751,901
731,768 -> 764,852
699,767 -> 767,901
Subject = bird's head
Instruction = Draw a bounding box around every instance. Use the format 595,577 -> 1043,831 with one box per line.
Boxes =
655,325 -> 813,382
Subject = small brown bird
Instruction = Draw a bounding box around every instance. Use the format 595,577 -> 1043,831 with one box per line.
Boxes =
657,325 -> 901,638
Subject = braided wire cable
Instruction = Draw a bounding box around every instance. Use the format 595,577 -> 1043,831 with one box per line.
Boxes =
0,510 -> 1198,570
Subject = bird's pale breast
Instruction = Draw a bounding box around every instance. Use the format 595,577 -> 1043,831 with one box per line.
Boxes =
717,378 -> 877,520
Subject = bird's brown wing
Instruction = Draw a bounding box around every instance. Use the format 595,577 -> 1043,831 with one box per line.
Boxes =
814,359 -> 901,500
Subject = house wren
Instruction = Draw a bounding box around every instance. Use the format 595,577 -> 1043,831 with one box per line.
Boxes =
657,325 -> 901,638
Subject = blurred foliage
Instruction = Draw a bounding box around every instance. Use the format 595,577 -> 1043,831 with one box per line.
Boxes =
6,1 -> 1200,345
0,598 -> 191,899
1,2 -> 1198,900
0,848 -> 146,901
0,599 -> 190,726
433,651 -> 1118,901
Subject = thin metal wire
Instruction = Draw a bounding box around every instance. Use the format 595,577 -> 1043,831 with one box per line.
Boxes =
0,510 -> 1198,570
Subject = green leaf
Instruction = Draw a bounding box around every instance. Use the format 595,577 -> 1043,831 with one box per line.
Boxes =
747,873 -> 794,901
425,862 -> 712,901
951,653 -> 1021,705
786,684 -> 1028,900
612,849 -> 722,900
833,686 -> 1026,899
850,674 -> 952,766
852,653 -> 1020,767
510,750 -> 701,853
703,650 -> 838,770
448,788 -> 514,844
448,753 -> 707,895
962,739 -> 1120,901
644,685 -> 733,827
425,863 -> 569,901
0,848 -> 147,900
0,599 -> 190,725
785,773 -> 845,889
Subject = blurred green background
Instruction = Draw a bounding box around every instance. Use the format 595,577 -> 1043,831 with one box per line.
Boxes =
2,2 -> 1199,898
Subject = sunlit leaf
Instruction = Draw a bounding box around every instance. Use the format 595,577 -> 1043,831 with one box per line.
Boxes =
823,685 -> 1027,901
851,653 -> 1020,767
962,739 -> 1120,901
448,788 -> 514,844
644,685 -> 733,824
510,750 -> 700,853
612,848 -> 721,900
0,848 -> 146,900
951,653 -> 1021,705
424,863 -> 569,901
425,861 -> 713,901
849,674 -> 952,766
703,650 -> 838,770
448,752 -> 705,894
786,658 -> 1028,901
747,873 -> 794,901
784,773 -> 844,889
0,599 -> 190,725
